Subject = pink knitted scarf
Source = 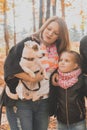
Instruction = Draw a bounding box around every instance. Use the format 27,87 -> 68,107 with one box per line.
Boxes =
58,68 -> 81,89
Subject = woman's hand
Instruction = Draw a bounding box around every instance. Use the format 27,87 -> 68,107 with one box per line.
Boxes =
35,69 -> 44,82
15,69 -> 44,83
52,73 -> 58,86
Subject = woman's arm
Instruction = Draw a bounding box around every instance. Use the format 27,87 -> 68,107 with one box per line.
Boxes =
15,69 -> 44,83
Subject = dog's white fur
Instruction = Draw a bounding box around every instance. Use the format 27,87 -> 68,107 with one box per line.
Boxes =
6,41 -> 48,100
20,41 -> 48,78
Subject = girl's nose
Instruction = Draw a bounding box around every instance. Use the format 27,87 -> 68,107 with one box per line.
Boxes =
60,61 -> 64,64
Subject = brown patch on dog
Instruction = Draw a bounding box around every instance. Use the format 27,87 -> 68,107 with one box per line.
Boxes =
32,45 -> 39,51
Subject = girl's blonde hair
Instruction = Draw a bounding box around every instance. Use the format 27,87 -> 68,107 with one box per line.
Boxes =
60,50 -> 82,68
32,16 -> 70,54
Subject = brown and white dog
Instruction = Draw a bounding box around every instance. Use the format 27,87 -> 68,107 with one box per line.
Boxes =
6,41 -> 48,100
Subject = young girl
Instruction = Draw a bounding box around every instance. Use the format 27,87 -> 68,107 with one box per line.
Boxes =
49,50 -> 87,130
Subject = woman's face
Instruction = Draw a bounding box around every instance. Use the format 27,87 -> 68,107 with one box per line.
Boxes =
42,21 -> 59,46
59,52 -> 78,73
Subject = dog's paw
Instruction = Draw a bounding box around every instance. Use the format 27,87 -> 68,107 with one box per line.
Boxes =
5,86 -> 10,94
44,76 -> 48,80
5,86 -> 18,100
44,75 -> 48,80
16,87 -> 23,100
32,93 -> 40,101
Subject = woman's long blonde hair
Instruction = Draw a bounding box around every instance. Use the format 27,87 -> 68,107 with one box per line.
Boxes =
32,16 -> 70,54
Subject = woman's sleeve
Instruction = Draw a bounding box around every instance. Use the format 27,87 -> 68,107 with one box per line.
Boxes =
4,37 -> 31,90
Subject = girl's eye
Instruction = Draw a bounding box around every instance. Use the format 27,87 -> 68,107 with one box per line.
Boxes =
65,59 -> 69,62
59,59 -> 69,62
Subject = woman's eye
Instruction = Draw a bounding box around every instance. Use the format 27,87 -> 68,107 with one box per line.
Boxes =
54,32 -> 59,36
47,27 -> 51,31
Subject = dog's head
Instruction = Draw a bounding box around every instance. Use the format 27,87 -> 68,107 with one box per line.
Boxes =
22,41 -> 45,59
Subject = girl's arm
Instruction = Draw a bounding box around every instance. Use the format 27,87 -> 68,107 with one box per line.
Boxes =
52,73 -> 59,86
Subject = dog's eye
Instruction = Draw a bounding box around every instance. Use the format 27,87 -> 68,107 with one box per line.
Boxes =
32,45 -> 39,51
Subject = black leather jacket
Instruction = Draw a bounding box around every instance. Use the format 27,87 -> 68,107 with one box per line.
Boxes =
49,72 -> 87,125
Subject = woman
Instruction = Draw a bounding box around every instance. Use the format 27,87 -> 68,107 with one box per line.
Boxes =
4,16 -> 70,130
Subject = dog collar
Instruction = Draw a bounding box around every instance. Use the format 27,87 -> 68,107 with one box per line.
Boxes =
23,57 -> 34,61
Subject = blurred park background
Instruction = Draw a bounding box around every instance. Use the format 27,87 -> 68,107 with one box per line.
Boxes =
0,0 -> 87,129
0,0 -> 87,54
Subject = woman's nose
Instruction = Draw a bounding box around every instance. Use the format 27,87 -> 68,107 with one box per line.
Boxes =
48,31 -> 53,36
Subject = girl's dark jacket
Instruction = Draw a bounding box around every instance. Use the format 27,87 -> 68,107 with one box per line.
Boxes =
49,69 -> 87,125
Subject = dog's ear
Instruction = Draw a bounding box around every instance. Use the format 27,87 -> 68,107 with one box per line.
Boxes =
32,45 -> 39,51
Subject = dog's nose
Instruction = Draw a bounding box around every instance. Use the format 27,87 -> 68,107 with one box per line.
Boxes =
42,53 -> 45,56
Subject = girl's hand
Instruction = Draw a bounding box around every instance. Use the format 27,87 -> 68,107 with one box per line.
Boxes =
52,73 -> 58,86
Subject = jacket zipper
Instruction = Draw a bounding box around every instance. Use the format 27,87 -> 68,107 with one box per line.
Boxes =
77,101 -> 83,119
66,89 -> 69,127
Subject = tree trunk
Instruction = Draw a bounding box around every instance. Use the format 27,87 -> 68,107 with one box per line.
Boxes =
46,0 -> 50,20
32,0 -> 36,32
51,0 -> 56,15
39,0 -> 44,28
3,0 -> 9,56
13,0 -> 16,45
60,0 -> 65,19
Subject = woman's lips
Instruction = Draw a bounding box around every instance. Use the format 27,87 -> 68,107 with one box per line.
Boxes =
45,35 -> 51,40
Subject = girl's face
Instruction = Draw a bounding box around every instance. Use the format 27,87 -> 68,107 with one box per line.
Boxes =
42,21 -> 59,46
59,52 -> 78,73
